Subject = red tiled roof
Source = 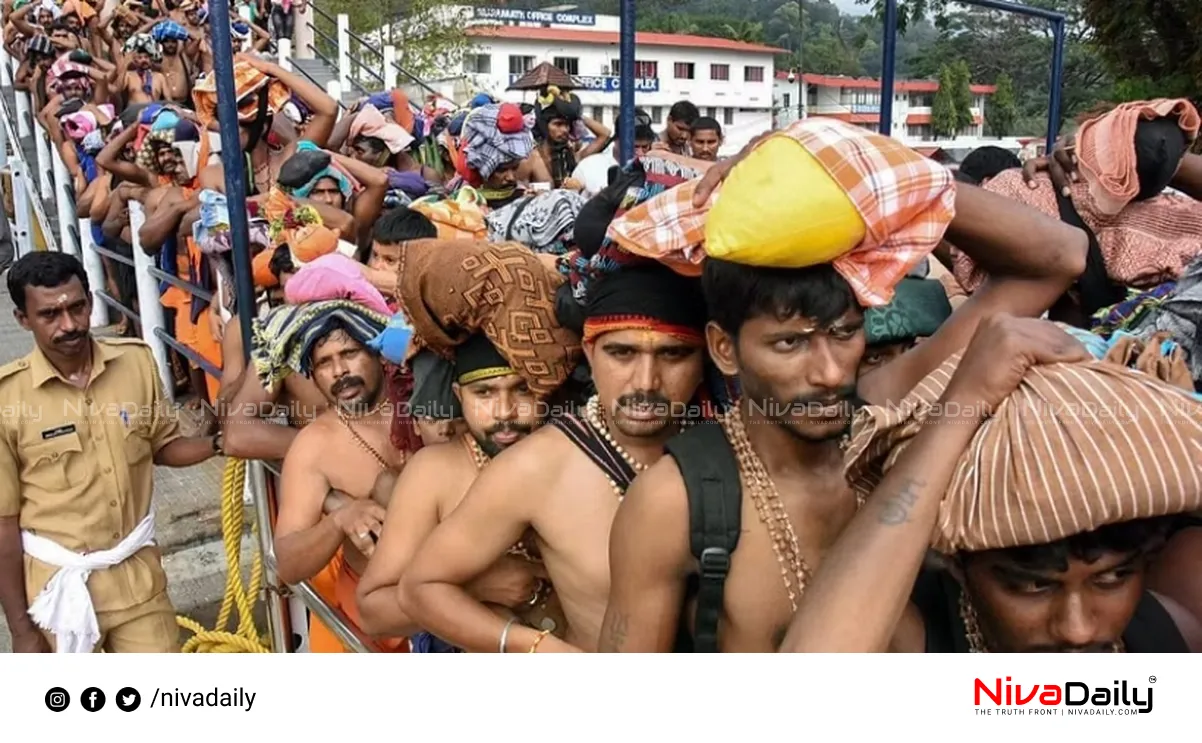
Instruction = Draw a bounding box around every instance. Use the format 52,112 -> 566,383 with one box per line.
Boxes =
775,71 -> 996,94
811,112 -> 880,124
467,25 -> 787,55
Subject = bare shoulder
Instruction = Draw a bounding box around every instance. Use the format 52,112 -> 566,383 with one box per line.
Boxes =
623,453 -> 688,519
1150,592 -> 1202,653
611,451 -> 692,572
287,412 -> 338,460
403,439 -> 470,477
487,423 -> 576,478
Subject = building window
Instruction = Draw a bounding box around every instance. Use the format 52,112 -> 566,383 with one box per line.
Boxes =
705,106 -> 717,119
723,108 -> 735,126
463,54 -> 491,74
909,94 -> 934,108
592,106 -> 605,122
508,55 -> 535,75
710,64 -> 730,81
651,106 -> 663,124
744,66 -> 764,83
553,57 -> 579,76
634,60 -> 658,78
674,62 -> 694,80
782,93 -> 791,109
807,86 -> 818,107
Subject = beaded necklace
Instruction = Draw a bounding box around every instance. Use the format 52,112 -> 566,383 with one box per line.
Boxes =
958,592 -> 1125,653
582,395 -> 649,477
336,405 -> 391,472
462,433 -> 539,563
719,402 -> 811,612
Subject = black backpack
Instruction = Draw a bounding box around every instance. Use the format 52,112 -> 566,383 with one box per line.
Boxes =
663,423 -> 742,653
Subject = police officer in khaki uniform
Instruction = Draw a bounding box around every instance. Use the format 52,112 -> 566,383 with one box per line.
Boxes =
0,252 -> 222,653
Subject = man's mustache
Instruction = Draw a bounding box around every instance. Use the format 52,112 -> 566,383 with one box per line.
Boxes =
53,330 -> 86,345
787,385 -> 860,410
485,422 -> 533,436
330,376 -> 365,396
616,390 -> 672,410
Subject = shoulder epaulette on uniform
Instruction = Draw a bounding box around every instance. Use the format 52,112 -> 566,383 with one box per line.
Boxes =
97,336 -> 150,348
0,356 -> 31,385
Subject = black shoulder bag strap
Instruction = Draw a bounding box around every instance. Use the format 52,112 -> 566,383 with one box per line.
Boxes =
1054,190 -> 1126,320
665,424 -> 742,653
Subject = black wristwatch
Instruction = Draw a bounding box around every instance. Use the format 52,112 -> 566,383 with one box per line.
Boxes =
212,431 -> 224,455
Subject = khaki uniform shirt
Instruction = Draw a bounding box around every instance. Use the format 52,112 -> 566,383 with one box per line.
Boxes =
0,337 -> 181,613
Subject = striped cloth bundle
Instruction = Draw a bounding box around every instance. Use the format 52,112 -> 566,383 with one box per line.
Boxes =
844,352 -> 1202,553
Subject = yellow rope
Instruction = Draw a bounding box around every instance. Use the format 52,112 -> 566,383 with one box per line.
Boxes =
177,457 -> 272,653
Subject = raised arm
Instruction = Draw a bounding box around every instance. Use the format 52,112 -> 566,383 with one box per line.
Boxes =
97,124 -> 153,186
221,368 -> 299,461
576,116 -> 612,159
779,316 -> 1090,652
599,457 -> 692,652
235,52 -> 338,148
858,182 -> 1087,406
398,431 -> 577,653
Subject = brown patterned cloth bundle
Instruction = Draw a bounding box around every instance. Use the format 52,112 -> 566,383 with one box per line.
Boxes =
396,238 -> 582,398
844,354 -> 1202,554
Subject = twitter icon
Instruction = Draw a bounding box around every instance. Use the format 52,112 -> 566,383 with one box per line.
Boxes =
116,687 -> 141,712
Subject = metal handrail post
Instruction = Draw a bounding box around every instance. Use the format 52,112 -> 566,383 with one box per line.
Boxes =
78,216 -> 109,328
295,4 -> 315,60
0,42 -> 11,87
325,80 -> 342,105
1046,18 -> 1066,151
10,158 -> 33,259
382,45 -> 397,90
51,146 -> 77,256
277,38 -> 293,71
0,97 -> 8,169
247,460 -> 292,653
336,13 -> 350,93
15,88 -> 30,138
128,202 -> 174,403
32,120 -> 52,197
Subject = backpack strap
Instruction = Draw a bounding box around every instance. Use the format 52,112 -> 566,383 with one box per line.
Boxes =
665,423 -> 742,653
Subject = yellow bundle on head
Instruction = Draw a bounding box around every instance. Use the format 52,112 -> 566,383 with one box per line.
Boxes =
704,118 -> 957,306
706,134 -> 867,267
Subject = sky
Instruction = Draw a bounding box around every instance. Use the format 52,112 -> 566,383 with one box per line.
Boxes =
829,0 -> 870,16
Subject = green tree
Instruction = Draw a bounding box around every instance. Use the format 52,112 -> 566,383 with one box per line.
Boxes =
932,64 -> 960,138
988,73 -> 1017,137
951,59 -> 974,132
322,0 -> 474,81
1081,0 -> 1201,109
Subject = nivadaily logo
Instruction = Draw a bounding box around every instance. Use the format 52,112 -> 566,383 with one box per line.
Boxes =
974,676 -> 1154,716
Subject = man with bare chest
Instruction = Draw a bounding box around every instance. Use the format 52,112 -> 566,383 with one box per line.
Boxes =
150,21 -> 194,105
272,314 -> 407,652
357,334 -> 559,651
398,267 -> 710,652
117,35 -> 165,105
599,153 -> 1090,652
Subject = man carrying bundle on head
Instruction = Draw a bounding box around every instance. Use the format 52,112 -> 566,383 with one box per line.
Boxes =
599,116 -> 1090,653
780,314 -> 1202,653
528,85 -> 610,190
399,265 -> 712,653
266,299 -> 411,653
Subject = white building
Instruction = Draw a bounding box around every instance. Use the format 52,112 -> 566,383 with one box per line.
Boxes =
423,6 -> 786,153
772,72 -> 997,142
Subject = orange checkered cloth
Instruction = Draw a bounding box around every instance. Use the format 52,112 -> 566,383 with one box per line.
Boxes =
1076,98 -> 1200,216
607,118 -> 957,307
192,61 -> 292,130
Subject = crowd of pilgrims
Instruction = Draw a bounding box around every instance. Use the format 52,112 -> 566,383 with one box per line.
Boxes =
6,0 -> 1202,653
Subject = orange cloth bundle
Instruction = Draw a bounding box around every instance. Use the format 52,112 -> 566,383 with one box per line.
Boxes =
844,352 -> 1202,554
1075,98 -> 1200,216
191,61 -> 290,129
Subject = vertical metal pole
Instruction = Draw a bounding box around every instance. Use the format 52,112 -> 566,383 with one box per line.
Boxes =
79,216 -> 109,328
277,38 -> 293,71
1046,18 -> 1066,152
336,14 -> 350,94
796,0 -> 804,121
15,89 -> 31,138
11,159 -> 32,259
878,0 -> 898,137
51,146 -> 77,257
33,120 -> 52,197
617,0 -> 635,165
209,0 -> 256,362
382,45 -> 398,90
0,42 -> 11,87
129,202 -> 173,403
0,101 -> 8,170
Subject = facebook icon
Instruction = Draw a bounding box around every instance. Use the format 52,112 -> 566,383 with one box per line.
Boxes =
81,687 -> 106,712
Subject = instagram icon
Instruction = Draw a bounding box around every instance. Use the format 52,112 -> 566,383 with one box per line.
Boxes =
44,687 -> 70,712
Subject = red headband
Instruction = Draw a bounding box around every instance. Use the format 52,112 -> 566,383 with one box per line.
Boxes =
582,314 -> 705,346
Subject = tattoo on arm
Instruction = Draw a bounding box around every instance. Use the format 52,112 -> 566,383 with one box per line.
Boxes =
600,611 -> 629,652
876,479 -> 926,526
